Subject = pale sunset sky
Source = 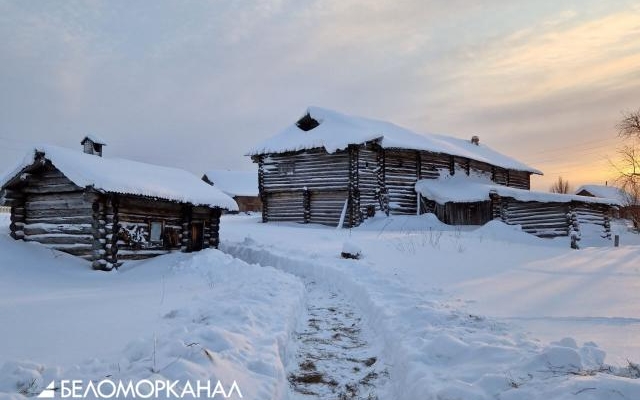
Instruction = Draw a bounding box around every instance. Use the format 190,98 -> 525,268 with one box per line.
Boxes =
1,0 -> 639,191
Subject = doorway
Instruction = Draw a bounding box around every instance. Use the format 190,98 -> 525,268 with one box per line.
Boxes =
191,222 -> 204,252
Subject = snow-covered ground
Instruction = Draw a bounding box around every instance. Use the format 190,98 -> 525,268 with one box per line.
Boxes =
1,211 -> 640,399
0,213 -> 303,399
221,213 -> 640,399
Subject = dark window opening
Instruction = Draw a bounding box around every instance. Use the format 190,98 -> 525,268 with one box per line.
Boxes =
296,113 -> 320,131
279,162 -> 295,175
149,221 -> 163,243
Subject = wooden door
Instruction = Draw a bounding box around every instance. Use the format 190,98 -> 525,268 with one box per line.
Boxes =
191,222 -> 204,252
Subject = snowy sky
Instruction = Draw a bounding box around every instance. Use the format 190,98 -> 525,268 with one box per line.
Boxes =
1,0 -> 639,191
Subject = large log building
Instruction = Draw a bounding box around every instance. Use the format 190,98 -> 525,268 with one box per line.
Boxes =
1,137 -> 238,270
249,107 -> 619,238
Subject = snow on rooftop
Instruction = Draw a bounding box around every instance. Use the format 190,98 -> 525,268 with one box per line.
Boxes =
415,174 -> 621,206
202,169 -> 258,197
576,185 -> 629,204
248,106 -> 542,174
0,145 -> 238,210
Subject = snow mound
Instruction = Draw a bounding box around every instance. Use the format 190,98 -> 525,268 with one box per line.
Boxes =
0,244 -> 304,399
472,220 -> 549,245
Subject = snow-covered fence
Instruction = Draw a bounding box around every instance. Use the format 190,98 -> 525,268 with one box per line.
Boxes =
0,206 -> 10,213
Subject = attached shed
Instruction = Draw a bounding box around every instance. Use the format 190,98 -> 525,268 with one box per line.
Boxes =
415,176 -> 619,238
1,138 -> 238,270
248,106 -> 541,228
202,170 -> 262,213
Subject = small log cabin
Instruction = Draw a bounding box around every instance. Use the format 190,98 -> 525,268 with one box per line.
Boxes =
0,137 -> 238,270
202,170 -> 262,213
249,107 -> 618,238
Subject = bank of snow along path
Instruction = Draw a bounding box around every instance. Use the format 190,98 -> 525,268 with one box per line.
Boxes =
222,236 -> 640,400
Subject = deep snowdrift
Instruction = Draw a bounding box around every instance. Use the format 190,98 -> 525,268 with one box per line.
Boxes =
0,226 -> 303,399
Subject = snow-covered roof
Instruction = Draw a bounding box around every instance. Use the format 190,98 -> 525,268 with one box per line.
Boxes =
415,175 -> 621,206
202,170 -> 258,197
81,134 -> 107,146
575,185 -> 628,204
248,106 -> 542,175
0,145 -> 238,210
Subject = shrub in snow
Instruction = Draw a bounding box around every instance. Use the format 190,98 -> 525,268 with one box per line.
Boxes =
341,241 -> 361,259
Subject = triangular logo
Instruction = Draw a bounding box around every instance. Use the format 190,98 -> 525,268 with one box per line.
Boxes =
37,381 -> 56,398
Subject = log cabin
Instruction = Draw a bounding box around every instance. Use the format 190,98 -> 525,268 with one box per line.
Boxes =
202,170 -> 262,213
248,107 -> 618,238
0,137 -> 238,270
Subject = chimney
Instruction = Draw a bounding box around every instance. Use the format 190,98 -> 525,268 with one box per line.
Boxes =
80,135 -> 106,157
471,135 -> 479,146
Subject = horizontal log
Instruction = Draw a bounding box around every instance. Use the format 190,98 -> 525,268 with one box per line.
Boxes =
42,243 -> 93,256
25,208 -> 92,219
24,223 -> 93,235
26,199 -> 91,211
26,216 -> 95,225
25,234 -> 94,245
29,192 -> 88,203
23,184 -> 83,194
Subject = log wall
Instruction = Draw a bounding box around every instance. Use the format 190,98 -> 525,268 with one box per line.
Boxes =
114,196 -> 183,260
384,149 -> 418,215
435,201 -> 493,225
499,200 -> 570,237
260,148 -> 351,225
357,146 -> 380,218
495,198 -> 611,238
256,145 -> 533,226
12,166 -> 95,259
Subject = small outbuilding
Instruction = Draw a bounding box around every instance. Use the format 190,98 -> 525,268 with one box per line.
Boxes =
0,137 -> 238,270
416,175 -> 620,238
202,170 -> 262,213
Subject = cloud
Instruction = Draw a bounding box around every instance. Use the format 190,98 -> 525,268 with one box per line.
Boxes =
0,0 -> 638,192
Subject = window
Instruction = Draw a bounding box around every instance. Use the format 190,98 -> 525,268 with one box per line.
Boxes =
149,221 -> 163,243
278,162 -> 295,176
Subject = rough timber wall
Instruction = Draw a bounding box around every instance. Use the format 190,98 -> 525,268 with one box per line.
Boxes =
115,196 -> 183,260
260,148 -> 350,224
498,200 -> 570,237
384,149 -> 418,215
508,170 -> 531,190
357,146 -> 380,218
8,165 -> 94,260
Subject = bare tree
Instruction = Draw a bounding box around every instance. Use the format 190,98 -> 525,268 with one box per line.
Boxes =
618,108 -> 640,140
550,176 -> 571,194
613,109 -> 640,229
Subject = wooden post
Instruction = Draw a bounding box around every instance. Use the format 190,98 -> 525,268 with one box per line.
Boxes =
91,197 -> 109,270
603,212 -> 612,240
303,188 -> 311,223
449,155 -> 455,176
489,191 -> 503,220
614,235 -> 620,247
209,208 -> 221,249
105,195 -> 120,268
376,148 -> 388,216
181,205 -> 192,252
256,155 -> 267,223
347,145 -> 361,227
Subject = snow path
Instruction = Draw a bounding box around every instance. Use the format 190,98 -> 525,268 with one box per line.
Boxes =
288,280 -> 388,399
